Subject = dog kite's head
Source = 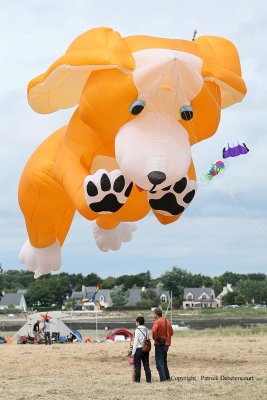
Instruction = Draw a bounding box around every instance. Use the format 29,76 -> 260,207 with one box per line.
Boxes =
28,28 -> 246,192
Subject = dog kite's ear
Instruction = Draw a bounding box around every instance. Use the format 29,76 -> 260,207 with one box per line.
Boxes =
27,28 -> 135,114
195,36 -> 247,109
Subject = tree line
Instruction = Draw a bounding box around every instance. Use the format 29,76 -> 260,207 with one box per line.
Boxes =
1,263 -> 267,308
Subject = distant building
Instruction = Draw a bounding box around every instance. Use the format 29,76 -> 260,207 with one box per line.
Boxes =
71,286 -> 112,310
0,292 -> 27,312
183,287 -> 220,309
217,283 -> 235,300
69,284 -> 170,310
127,285 -> 170,306
17,289 -> 27,295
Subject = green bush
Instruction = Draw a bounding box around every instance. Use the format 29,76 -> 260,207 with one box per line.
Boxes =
0,308 -> 21,315
31,305 -> 61,312
106,306 -> 149,311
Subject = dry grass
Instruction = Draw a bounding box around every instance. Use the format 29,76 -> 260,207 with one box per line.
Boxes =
1,332 -> 267,400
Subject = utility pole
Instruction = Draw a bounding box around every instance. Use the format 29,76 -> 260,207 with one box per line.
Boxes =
95,309 -> 98,341
170,291 -> 173,325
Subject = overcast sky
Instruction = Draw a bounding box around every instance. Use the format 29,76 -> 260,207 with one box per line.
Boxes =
0,0 -> 266,278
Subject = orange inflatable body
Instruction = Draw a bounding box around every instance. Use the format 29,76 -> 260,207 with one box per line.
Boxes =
18,28 -> 246,277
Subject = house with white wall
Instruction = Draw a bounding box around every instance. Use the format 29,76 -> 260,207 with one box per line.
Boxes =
183,287 -> 220,309
217,283 -> 235,300
0,292 -> 27,312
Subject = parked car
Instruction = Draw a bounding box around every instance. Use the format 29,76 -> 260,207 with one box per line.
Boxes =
172,321 -> 190,331
254,304 -> 266,309
224,305 -> 240,309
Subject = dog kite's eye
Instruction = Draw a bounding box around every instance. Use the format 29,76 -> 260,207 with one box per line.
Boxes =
130,100 -> 146,115
180,105 -> 194,121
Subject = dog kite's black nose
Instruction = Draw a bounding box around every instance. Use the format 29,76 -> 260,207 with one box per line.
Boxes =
148,171 -> 166,185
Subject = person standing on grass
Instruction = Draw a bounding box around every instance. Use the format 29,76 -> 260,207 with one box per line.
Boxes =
152,307 -> 173,382
33,320 -> 41,344
43,318 -> 52,345
131,316 -> 152,383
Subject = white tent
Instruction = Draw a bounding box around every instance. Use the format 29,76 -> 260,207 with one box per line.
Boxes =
16,311 -> 76,339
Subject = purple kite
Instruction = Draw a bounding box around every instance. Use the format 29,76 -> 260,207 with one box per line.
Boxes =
222,143 -> 249,159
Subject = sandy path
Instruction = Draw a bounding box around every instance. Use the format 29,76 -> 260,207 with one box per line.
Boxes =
1,335 -> 267,400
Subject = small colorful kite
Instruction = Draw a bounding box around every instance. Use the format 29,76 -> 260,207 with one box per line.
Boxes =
79,284 -> 103,309
204,160 -> 225,181
201,142 -> 249,185
95,300 -> 104,310
80,298 -> 90,303
223,143 -> 249,158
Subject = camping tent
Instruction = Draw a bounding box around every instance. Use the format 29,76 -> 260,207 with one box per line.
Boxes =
16,312 -> 82,342
106,328 -> 133,342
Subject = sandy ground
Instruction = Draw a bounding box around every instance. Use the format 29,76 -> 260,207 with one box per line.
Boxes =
1,333 -> 267,400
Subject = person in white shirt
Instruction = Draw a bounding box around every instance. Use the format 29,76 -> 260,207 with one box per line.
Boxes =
43,319 -> 52,345
131,316 -> 152,383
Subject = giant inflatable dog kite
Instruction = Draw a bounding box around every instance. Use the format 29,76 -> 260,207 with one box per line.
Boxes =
18,27 -> 247,277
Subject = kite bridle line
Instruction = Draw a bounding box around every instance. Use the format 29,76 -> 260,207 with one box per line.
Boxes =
133,38 -> 267,241
176,38 -> 267,238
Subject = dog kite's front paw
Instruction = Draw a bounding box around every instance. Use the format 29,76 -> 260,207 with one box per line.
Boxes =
92,220 -> 137,251
84,169 -> 133,214
148,176 -> 197,216
19,239 -> 61,279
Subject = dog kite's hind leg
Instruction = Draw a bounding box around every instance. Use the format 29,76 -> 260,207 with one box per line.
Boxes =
18,130 -> 76,278
92,220 -> 137,252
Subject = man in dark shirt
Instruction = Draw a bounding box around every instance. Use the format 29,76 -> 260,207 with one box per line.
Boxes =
33,320 -> 40,344
152,308 -> 173,382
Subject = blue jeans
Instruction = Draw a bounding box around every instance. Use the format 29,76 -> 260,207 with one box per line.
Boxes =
155,345 -> 170,381
44,332 -> 51,345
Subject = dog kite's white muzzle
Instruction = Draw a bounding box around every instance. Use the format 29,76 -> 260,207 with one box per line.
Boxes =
115,111 -> 191,191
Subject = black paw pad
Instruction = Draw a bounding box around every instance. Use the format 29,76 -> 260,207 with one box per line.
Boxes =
101,174 -> 111,191
125,182 -> 133,197
173,177 -> 187,193
90,194 -> 124,213
114,175 -> 125,192
183,190 -> 195,204
87,181 -> 98,197
149,193 -> 185,216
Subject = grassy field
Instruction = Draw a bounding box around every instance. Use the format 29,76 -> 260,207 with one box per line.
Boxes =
1,328 -> 267,400
134,307 -> 267,319
3,324 -> 267,340
194,307 -> 267,318
85,307 -> 267,319
2,307 -> 267,322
